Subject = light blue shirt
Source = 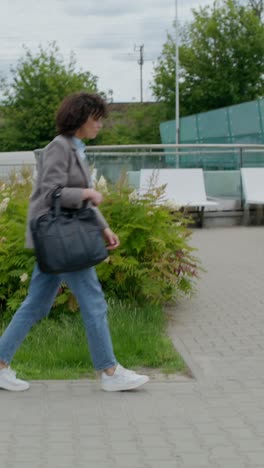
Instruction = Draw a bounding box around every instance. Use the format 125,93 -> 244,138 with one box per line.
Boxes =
72,136 -> 86,160
72,136 -> 93,187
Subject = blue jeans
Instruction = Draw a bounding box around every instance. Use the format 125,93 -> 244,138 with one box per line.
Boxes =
0,264 -> 117,371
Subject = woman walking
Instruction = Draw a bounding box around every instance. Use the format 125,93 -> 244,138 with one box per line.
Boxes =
0,92 -> 149,392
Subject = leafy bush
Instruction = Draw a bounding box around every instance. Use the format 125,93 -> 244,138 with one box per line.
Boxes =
0,171 -> 200,317
0,169 -> 35,316
95,175 -> 199,304
95,102 -> 168,145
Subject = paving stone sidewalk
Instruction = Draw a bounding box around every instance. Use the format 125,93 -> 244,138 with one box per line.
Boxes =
1,226 -> 264,468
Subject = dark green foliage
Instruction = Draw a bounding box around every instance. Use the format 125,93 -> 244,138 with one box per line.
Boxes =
0,172 -> 200,318
96,102 -> 168,145
0,43 -> 167,150
0,42 -> 100,151
96,177 -> 199,305
0,170 -> 35,316
152,0 -> 264,117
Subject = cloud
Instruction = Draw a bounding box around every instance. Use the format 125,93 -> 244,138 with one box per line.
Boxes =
76,9 -> 174,61
62,0 -> 187,20
112,51 -> 138,62
140,17 -> 172,40
79,36 -> 128,51
0,0 -> 209,102
63,0 -> 142,17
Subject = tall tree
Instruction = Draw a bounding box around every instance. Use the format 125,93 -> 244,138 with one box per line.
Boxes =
0,42 -> 100,150
248,0 -> 263,18
151,0 -> 264,118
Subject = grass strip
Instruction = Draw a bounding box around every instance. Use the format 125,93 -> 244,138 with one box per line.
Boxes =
0,299 -> 187,379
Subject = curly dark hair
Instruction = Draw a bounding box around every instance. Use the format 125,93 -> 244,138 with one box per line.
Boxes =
56,92 -> 108,136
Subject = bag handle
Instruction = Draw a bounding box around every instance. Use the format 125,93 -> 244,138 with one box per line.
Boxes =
52,188 -> 62,217
51,187 -> 93,217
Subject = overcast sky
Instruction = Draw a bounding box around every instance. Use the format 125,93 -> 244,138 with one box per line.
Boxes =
0,0 -> 212,102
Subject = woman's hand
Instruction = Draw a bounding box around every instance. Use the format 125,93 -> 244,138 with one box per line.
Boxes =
82,188 -> 103,206
103,228 -> 120,250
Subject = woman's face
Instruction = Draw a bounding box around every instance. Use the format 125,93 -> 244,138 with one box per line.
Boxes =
75,116 -> 103,140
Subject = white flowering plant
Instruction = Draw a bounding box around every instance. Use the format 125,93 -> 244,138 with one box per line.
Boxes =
0,169 -> 35,317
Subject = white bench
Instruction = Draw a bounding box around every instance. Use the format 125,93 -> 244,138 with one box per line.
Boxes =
241,168 -> 264,224
139,168 -> 218,227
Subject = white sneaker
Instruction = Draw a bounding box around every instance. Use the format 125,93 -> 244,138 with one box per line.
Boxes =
101,364 -> 149,392
0,367 -> 30,391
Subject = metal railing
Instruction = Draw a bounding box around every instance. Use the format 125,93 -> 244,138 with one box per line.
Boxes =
85,144 -> 264,205
1,144 -> 264,203
85,143 -> 264,175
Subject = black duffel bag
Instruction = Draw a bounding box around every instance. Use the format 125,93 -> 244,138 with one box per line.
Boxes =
30,188 -> 108,273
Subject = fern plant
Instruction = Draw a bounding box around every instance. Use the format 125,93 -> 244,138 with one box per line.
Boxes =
0,171 -> 200,318
96,176 -> 200,305
0,170 -> 35,316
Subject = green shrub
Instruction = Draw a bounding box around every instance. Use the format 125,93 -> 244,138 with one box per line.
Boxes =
95,175 -> 199,305
0,169 -> 35,316
0,171 -> 200,317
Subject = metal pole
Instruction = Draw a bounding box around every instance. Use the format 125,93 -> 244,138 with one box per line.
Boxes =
140,45 -> 144,103
135,44 -> 144,103
175,0 -> 180,146
174,0 -> 180,168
